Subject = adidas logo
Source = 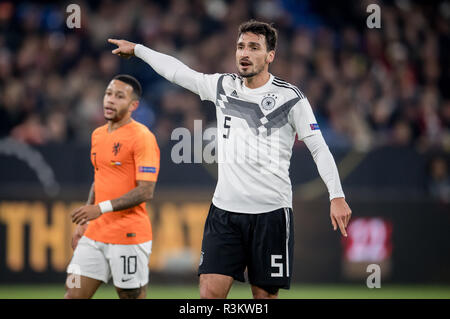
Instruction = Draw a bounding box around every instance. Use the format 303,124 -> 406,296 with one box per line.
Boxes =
230,90 -> 239,98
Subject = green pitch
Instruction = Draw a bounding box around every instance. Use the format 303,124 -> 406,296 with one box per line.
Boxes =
0,283 -> 449,299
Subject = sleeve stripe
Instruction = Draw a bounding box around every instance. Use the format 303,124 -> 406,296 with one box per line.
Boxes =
272,82 -> 305,99
273,78 -> 305,99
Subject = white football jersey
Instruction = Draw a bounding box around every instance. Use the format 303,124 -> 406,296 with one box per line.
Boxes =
194,73 -> 321,213
134,44 -> 344,213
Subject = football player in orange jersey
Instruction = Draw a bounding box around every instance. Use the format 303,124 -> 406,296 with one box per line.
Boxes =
65,75 -> 160,299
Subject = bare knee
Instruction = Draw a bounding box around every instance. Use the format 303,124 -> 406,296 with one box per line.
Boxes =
199,282 -> 224,299
252,291 -> 278,299
64,287 -> 89,299
64,275 -> 86,299
116,286 -> 146,299
64,274 -> 101,299
199,274 -> 233,299
251,286 -> 279,299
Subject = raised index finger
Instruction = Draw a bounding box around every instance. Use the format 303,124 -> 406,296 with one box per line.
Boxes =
108,39 -> 119,46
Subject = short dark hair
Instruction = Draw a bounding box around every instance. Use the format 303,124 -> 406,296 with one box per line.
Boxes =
112,74 -> 142,99
238,20 -> 278,52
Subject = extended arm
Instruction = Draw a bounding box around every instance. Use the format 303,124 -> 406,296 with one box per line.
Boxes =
303,134 -> 352,236
108,39 -> 204,95
71,181 -> 156,225
110,180 -> 155,211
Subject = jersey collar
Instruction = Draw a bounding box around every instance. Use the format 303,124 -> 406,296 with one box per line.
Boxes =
241,74 -> 274,94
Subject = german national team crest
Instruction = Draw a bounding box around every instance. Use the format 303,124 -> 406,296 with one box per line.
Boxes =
112,142 -> 121,156
261,93 -> 277,111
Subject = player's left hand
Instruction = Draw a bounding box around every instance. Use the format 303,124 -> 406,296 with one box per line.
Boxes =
71,205 -> 102,225
330,197 -> 352,237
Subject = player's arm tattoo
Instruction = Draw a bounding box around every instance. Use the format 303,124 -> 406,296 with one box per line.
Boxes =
86,182 -> 95,205
110,180 -> 156,212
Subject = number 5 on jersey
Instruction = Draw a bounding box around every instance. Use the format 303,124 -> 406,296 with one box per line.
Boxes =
223,116 -> 231,139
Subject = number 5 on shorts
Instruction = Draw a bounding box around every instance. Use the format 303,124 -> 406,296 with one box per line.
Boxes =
271,254 -> 283,277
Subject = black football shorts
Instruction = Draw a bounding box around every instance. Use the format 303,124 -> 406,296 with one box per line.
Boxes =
198,203 -> 294,290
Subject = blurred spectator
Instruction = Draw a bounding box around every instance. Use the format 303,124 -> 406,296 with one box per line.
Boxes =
45,110 -> 71,143
0,0 -> 448,151
10,113 -> 47,145
427,156 -> 450,203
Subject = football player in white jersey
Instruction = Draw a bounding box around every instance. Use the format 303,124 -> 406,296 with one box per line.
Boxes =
108,20 -> 352,299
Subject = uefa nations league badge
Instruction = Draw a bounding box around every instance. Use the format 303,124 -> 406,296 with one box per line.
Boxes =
261,93 -> 277,111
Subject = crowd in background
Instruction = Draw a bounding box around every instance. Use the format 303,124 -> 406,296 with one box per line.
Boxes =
0,0 -> 449,153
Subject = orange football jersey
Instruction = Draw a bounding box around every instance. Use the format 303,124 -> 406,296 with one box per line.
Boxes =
84,120 -> 160,244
